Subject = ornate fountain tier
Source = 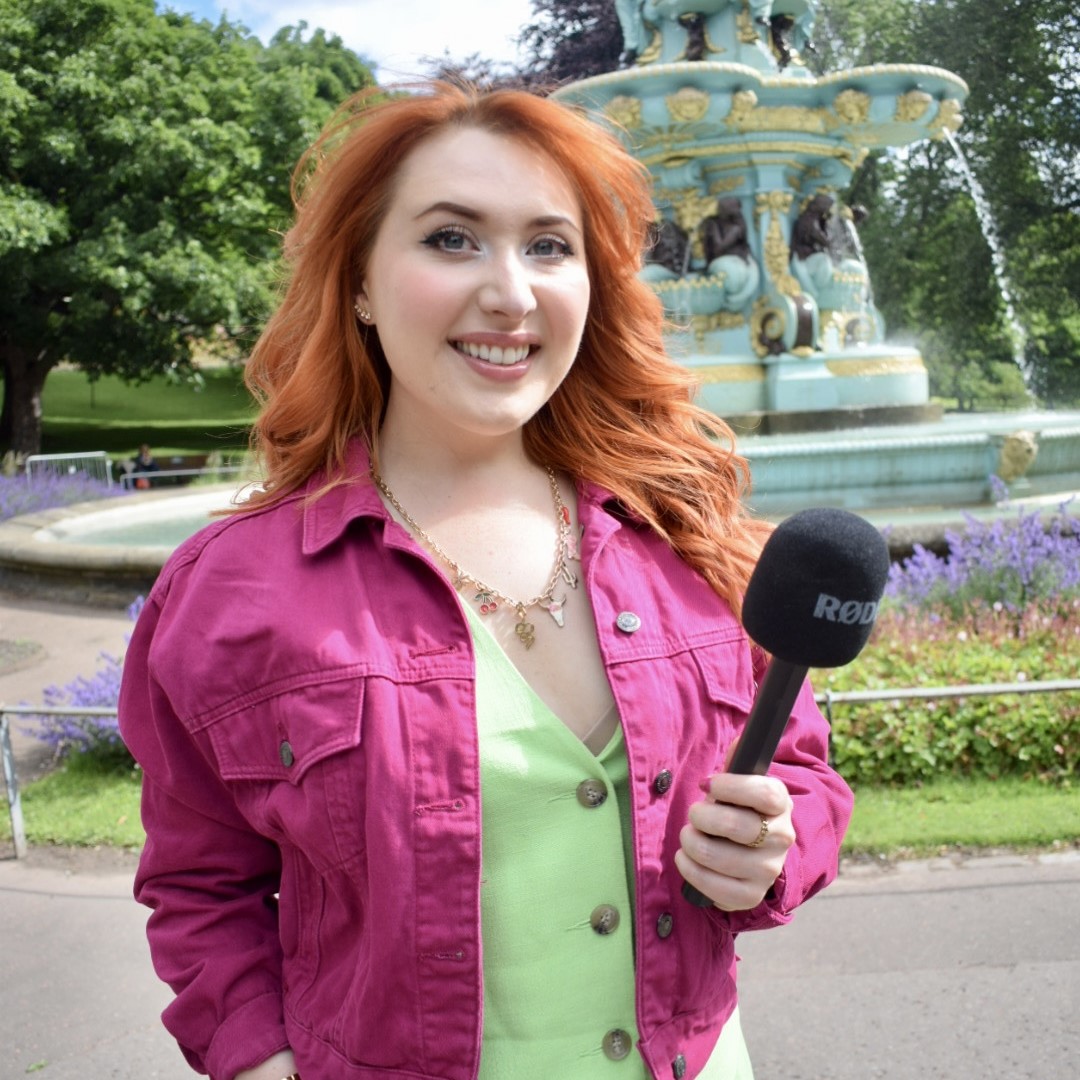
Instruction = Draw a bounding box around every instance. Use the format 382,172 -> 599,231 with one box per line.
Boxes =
554,1 -> 968,431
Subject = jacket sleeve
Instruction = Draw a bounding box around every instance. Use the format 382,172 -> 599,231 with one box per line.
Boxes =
720,655 -> 854,935
118,590 -> 291,1080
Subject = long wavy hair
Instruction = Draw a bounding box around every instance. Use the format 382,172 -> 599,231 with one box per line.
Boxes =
243,82 -> 768,612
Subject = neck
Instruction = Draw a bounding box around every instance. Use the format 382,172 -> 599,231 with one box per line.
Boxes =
375,426 -> 539,508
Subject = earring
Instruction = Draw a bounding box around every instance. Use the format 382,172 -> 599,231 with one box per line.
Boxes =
354,301 -> 372,323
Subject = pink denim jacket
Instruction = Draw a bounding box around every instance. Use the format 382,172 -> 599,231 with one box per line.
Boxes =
118,443 -> 853,1080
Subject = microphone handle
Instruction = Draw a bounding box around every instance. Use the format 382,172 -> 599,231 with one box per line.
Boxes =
682,660 -> 808,908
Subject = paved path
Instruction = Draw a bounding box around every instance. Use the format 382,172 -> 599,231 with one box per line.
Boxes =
3,848 -> 1077,1078
2,590 -> 1078,1078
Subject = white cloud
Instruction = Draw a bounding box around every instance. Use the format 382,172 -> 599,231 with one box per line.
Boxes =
212,0 -> 535,80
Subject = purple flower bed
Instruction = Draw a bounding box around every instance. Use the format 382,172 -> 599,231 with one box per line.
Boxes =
885,497 -> 1080,626
22,598 -> 143,764
0,470 -> 123,521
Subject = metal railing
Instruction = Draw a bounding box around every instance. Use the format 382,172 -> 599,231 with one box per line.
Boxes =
119,466 -> 245,490
4,678 -> 1080,858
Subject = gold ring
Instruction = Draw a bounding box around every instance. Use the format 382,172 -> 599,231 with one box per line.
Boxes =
748,817 -> 769,848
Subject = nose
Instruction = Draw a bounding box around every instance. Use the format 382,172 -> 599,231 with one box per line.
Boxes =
479,250 -> 537,321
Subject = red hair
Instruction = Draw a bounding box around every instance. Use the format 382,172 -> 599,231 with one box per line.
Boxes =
243,82 -> 768,612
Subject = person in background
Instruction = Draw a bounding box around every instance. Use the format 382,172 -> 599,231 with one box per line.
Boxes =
118,82 -> 853,1080
130,443 -> 160,489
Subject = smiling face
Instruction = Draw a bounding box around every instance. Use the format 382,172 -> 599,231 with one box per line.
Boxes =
356,126 -> 591,453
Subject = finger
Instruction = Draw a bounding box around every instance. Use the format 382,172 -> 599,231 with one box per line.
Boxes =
688,799 -> 776,848
673,845 -> 775,913
703,772 -> 793,818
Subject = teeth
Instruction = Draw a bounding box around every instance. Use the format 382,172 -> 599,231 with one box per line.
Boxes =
455,341 -> 531,365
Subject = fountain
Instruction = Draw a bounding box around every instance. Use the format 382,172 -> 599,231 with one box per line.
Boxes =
1,5 -> 1079,604
552,0 -> 1080,531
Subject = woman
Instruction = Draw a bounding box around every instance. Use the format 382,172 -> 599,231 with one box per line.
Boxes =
118,82 -> 853,1080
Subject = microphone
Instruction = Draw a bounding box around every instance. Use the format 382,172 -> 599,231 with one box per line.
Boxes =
682,507 -> 890,908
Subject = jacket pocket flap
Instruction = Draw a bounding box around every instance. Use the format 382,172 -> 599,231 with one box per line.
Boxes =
208,677 -> 364,784
692,639 -> 757,711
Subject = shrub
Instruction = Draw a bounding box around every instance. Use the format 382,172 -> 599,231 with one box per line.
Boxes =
22,597 -> 143,766
823,497 -> 1080,787
820,604 -> 1080,785
0,470 -> 120,521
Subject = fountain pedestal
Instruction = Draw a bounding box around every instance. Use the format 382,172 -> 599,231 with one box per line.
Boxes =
554,0 -> 968,430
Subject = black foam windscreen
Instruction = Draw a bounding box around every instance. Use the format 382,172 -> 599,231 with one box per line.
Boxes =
742,507 -> 891,668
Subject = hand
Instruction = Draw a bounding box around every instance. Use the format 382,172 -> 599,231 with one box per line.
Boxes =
234,1050 -> 298,1080
674,771 -> 795,912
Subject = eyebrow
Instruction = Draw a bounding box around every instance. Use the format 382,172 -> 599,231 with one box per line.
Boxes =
416,201 -> 582,235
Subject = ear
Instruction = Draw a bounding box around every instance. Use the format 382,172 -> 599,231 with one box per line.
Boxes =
353,289 -> 374,325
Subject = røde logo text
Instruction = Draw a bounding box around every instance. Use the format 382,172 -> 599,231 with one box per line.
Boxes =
813,593 -> 878,625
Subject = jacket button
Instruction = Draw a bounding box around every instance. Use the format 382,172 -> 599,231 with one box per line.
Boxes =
656,912 -> 674,939
590,904 -> 620,935
653,769 -> 673,795
602,1028 -> 633,1060
576,779 -> 608,808
615,611 -> 641,633
673,1052 -> 687,1078
279,741 -> 295,767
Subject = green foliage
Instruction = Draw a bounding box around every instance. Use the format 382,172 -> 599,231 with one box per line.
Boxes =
816,0 -> 1080,407
0,0 -> 374,454
819,608 -> 1080,786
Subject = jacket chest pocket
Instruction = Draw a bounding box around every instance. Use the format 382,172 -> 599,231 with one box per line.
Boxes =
203,677 -> 366,871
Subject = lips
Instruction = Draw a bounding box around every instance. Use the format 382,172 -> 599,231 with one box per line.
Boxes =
452,340 -> 533,366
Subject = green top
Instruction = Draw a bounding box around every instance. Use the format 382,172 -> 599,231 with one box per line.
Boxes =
465,603 -> 753,1079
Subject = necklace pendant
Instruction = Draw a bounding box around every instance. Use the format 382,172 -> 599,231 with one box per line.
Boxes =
475,590 -> 497,616
514,604 -> 536,649
543,595 -> 566,628
560,564 -> 579,589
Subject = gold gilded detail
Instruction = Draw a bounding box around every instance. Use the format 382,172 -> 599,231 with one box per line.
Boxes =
997,431 -> 1039,483
824,356 -> 928,377
755,191 -> 801,297
636,26 -> 663,66
692,362 -> 763,383
930,98 -> 964,140
833,90 -> 871,124
670,189 -> 720,259
606,95 -> 643,130
666,87 -> 710,123
689,311 -> 747,345
750,298 -> 786,358
707,175 -> 746,196
727,90 -> 837,134
895,90 -> 932,123
736,6 -> 759,44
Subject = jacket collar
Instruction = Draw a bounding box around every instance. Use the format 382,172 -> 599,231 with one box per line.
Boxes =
301,441 -> 388,555
299,440 -> 641,556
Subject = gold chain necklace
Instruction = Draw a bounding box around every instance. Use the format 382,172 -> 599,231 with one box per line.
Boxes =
372,467 -> 580,649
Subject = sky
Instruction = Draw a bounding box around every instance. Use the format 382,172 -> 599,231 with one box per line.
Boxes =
168,0 -> 537,82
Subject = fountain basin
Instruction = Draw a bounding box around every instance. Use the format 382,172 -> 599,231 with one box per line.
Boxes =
0,485 -> 240,605
740,410 -> 1080,516
2,414 -> 1078,605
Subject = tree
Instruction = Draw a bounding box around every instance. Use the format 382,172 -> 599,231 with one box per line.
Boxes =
517,0 -> 624,86
813,0 -> 1080,406
0,0 -> 374,456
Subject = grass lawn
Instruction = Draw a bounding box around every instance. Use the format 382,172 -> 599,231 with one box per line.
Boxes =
3,759 -> 1076,858
844,776 -> 1078,856
41,366 -> 255,457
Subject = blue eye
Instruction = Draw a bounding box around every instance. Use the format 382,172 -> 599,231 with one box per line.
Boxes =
422,226 -> 472,252
530,235 -> 573,259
